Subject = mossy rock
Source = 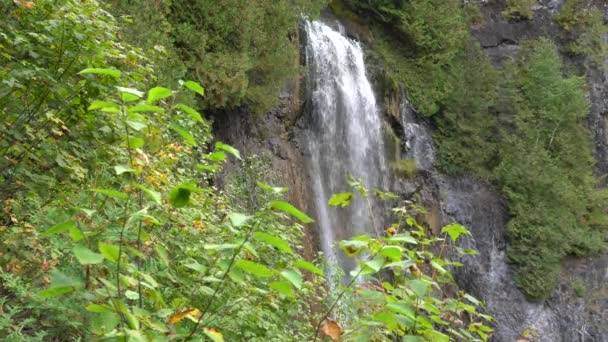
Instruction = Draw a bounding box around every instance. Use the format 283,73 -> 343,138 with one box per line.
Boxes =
392,159 -> 417,179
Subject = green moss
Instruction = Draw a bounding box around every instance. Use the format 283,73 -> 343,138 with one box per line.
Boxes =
556,0 -> 607,68
572,277 -> 587,298
502,0 -> 536,20
392,159 -> 417,179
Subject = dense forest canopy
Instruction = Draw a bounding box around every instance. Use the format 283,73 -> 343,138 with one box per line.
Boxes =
0,0 -> 606,340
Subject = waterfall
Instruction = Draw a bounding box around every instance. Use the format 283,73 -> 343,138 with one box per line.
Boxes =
304,20 -> 388,278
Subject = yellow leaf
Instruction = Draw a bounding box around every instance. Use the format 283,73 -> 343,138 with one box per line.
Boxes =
204,328 -> 224,342
166,308 -> 202,325
320,319 -> 342,341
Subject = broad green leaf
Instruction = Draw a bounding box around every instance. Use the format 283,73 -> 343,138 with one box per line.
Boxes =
125,290 -> 140,300
37,286 -> 73,298
169,124 -> 196,146
91,188 -> 128,200
168,183 -> 198,208
127,120 -> 147,131
73,245 -> 104,265
270,200 -> 314,223
204,244 -> 238,251
88,100 -> 118,111
114,165 -> 136,175
128,104 -> 164,113
134,184 -> 161,205
147,86 -> 172,103
430,260 -> 447,274
441,223 -> 470,242
45,221 -> 75,236
122,93 -> 140,102
384,259 -> 416,269
155,244 -> 169,267
254,232 -> 293,255
176,104 -> 203,123
86,304 -> 113,313
387,233 -> 418,244
214,142 -> 241,160
182,80 -> 205,96
363,255 -> 385,274
269,281 -> 293,296
386,303 -> 415,320
235,260 -> 273,278
228,212 -> 251,228
208,151 -> 226,162
281,269 -> 303,289
409,279 -> 427,298
68,226 -> 84,242
79,68 -> 121,78
256,181 -> 288,194
116,86 -> 145,98
339,240 -> 368,256
328,192 -> 353,208
203,328 -> 224,342
294,260 -> 323,276
423,330 -> 449,342
379,246 -> 403,261
99,242 -> 120,262
184,262 -> 207,273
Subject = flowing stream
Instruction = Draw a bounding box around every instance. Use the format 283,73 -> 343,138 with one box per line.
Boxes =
304,20 -> 388,278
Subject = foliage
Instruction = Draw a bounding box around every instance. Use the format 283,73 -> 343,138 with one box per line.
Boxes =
502,0 -> 536,20
391,159 -> 418,178
320,183 -> 493,341
572,277 -> 587,298
556,0 -> 608,67
495,39 -> 607,300
356,0 -> 470,116
433,39 -> 499,176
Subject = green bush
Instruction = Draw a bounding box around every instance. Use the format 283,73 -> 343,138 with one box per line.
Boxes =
502,0 -> 536,19
496,39 -> 607,300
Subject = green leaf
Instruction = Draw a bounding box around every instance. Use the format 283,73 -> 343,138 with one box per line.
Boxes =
387,234 -> 418,244
133,184 -> 161,205
68,226 -> 84,242
294,260 -> 323,276
88,100 -> 119,111
363,255 -> 385,274
204,244 -> 239,251
386,303 -> 415,320
269,281 -> 293,296
37,286 -> 73,298
185,262 -> 207,273
328,192 -> 353,208
208,151 -> 226,162
116,86 -> 145,99
73,245 -> 104,265
99,242 -> 120,263
203,328 -> 224,342
214,142 -> 241,160
176,104 -> 204,123
155,244 -> 169,267
256,181 -> 288,194
270,200 -> 314,223
91,188 -> 128,200
147,86 -> 173,103
79,68 -> 121,78
235,260 -> 273,278
409,279 -> 428,298
45,221 -> 76,236
168,183 -> 198,208
169,124 -> 196,146
228,212 -> 251,228
254,232 -> 294,254
114,165 -> 136,175
441,223 -> 470,242
86,304 -> 113,313
182,80 -> 205,96
128,104 -> 165,113
379,246 -> 403,261
280,269 -> 303,290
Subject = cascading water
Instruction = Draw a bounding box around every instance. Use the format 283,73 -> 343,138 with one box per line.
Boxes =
304,20 -> 388,278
